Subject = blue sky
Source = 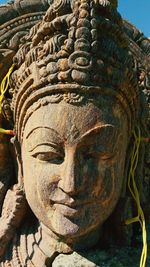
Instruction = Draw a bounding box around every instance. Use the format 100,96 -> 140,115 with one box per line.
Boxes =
0,0 -> 149,37
118,0 -> 150,37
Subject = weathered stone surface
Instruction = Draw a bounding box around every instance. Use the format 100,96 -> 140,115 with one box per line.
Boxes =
0,0 -> 149,266
52,252 -> 99,267
52,237 -> 150,267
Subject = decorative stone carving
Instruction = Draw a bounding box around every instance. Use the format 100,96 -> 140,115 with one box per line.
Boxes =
0,0 -> 149,266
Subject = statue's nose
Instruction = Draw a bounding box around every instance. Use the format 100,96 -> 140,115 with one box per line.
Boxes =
58,147 -> 81,195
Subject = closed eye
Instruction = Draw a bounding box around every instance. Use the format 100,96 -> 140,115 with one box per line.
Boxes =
30,145 -> 64,164
83,151 -> 116,162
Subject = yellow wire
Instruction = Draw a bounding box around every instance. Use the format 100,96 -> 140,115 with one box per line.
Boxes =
0,64 -> 14,135
125,127 -> 147,267
0,128 -> 14,135
0,64 -> 14,113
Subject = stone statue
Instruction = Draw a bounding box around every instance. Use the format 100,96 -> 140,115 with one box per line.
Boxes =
0,0 -> 149,266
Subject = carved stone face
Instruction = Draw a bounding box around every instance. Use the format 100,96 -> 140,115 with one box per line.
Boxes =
22,97 -> 128,242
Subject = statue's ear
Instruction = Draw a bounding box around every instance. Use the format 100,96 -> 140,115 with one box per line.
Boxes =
123,19 -> 150,208
0,137 -> 27,259
10,136 -> 23,186
0,0 -> 51,184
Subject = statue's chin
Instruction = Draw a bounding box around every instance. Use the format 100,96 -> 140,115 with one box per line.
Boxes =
40,215 -> 101,252
50,213 -> 81,238
43,205 -> 96,239
39,209 -> 102,249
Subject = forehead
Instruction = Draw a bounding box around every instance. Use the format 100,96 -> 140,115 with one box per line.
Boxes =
23,99 -> 125,141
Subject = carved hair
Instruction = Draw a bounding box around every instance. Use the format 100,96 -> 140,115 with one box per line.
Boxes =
0,0 -> 149,258
10,0 -> 140,141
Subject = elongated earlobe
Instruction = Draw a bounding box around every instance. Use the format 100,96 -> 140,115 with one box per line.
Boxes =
11,136 -> 23,186
0,183 -> 27,258
0,135 -> 27,258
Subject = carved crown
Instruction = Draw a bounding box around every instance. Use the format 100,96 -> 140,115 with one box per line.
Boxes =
9,0 -> 140,140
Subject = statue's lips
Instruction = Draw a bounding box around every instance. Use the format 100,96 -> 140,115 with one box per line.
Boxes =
52,200 -> 93,217
53,203 -> 79,217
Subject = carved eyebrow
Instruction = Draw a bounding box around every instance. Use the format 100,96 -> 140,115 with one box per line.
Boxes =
26,126 -> 62,141
28,142 -> 63,153
80,124 -> 115,140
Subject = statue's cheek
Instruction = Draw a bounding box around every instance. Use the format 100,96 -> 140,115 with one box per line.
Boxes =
35,164 -> 61,203
22,157 -> 44,209
99,167 -> 120,205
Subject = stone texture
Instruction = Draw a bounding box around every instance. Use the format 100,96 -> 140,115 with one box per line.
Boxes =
52,252 -> 99,267
52,239 -> 150,267
0,0 -> 149,266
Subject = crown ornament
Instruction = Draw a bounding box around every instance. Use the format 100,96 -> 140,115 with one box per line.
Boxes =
9,0 -> 139,140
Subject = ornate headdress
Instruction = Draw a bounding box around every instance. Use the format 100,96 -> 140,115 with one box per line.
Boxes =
6,0 -> 140,140
0,1 -> 149,261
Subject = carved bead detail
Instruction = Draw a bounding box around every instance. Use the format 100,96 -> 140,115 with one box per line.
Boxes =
46,62 -> 58,74
69,51 -> 92,71
8,0 -> 141,140
63,92 -> 84,103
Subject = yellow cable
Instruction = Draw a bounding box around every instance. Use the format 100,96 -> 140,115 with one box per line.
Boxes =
0,64 -> 15,135
125,127 -> 147,267
0,128 -> 14,136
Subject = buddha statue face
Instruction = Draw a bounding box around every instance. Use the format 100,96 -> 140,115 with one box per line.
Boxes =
8,0 -> 138,247
21,95 -> 128,245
